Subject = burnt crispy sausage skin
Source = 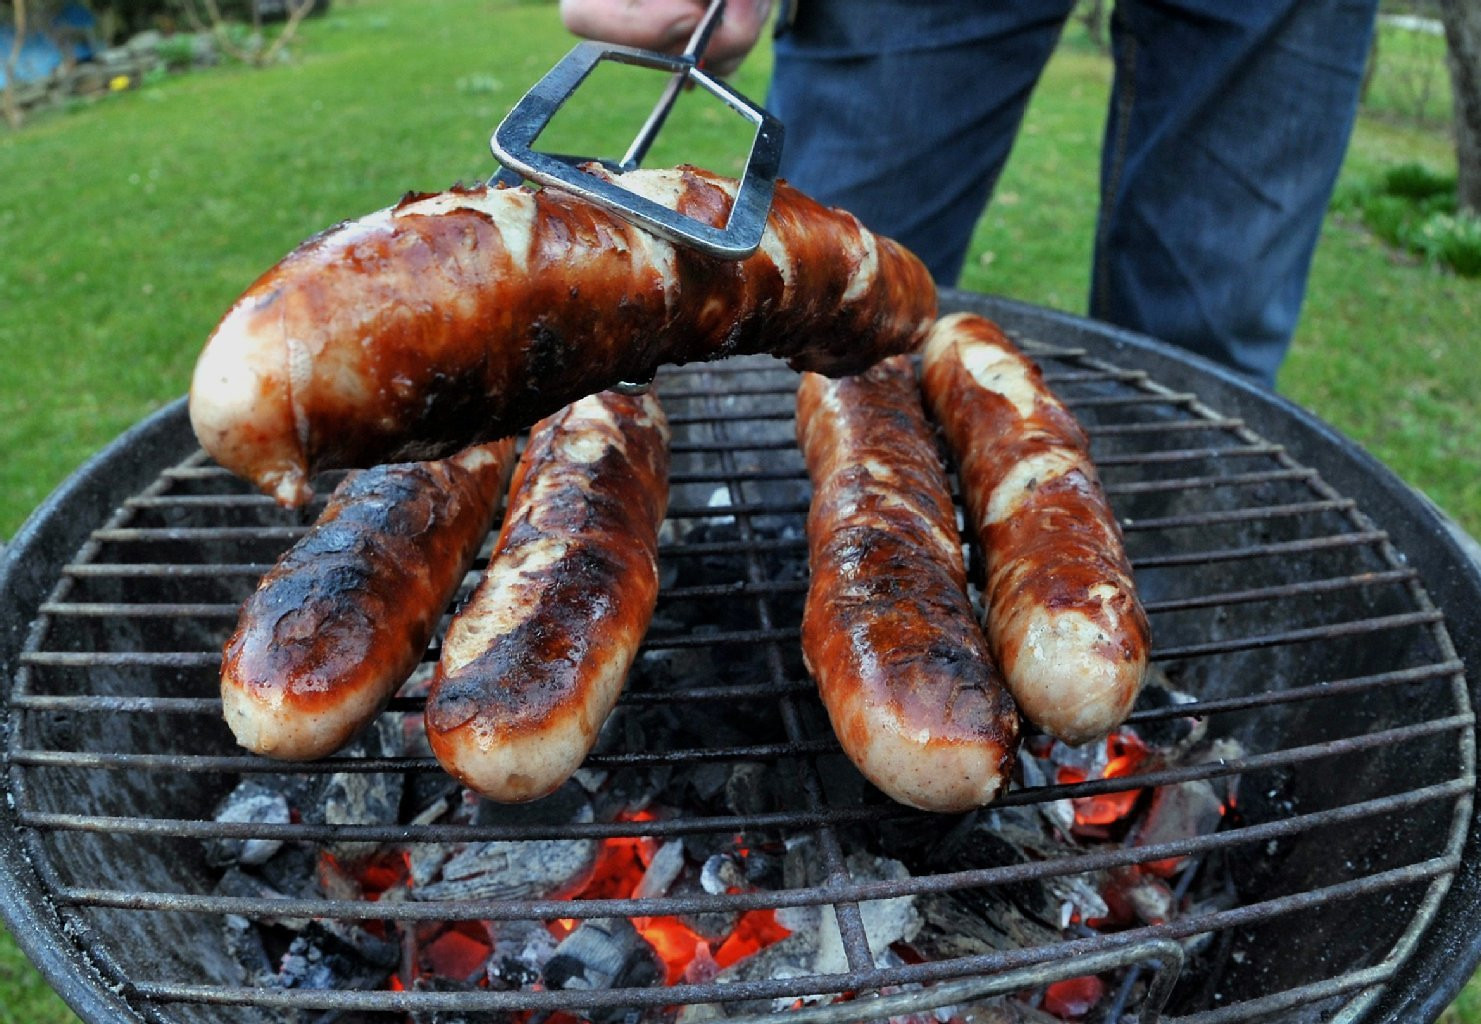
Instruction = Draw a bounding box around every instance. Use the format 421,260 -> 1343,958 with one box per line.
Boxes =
920,313 -> 1150,745
426,390 -> 670,803
220,440 -> 517,760
797,356 -> 1020,811
190,165 -> 935,507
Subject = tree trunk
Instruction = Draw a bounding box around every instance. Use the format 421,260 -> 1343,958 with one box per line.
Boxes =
258,0 -> 318,67
173,0 -> 316,68
1440,0 -> 1481,212
1077,0 -> 1108,51
4,0 -> 28,130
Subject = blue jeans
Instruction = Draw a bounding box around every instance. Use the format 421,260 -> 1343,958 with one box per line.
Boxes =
768,0 -> 1378,387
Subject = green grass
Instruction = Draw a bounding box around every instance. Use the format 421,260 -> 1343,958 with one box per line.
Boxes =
1364,17 -> 1453,128
1446,978 -> 1481,1024
0,3 -> 1477,1022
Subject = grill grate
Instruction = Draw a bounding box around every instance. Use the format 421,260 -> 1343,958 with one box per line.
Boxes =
2,296 -> 1475,1024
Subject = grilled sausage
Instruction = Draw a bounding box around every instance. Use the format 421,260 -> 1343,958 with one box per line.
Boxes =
190,165 -> 935,507
920,313 -> 1149,745
426,389 -> 670,802
220,440 -> 517,760
797,356 -> 1019,812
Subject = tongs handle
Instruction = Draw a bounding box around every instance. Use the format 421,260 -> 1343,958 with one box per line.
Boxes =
620,0 -> 727,170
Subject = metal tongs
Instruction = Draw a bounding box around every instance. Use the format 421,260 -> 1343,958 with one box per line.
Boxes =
489,0 -> 784,261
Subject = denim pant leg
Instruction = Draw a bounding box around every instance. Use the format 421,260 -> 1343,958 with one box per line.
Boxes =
769,0 -> 1075,284
1091,0 -> 1378,387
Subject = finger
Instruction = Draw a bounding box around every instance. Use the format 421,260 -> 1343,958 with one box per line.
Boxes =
559,0 -> 709,53
701,0 -> 771,76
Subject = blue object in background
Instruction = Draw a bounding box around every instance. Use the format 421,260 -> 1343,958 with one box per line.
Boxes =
0,3 -> 98,89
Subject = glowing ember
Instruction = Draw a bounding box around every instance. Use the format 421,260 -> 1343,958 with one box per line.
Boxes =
1043,975 -> 1106,1018
1142,855 -> 1185,879
636,916 -> 707,984
557,811 -> 790,984
1060,730 -> 1149,830
714,908 -> 791,968
423,923 -> 493,980
319,848 -> 407,901
327,718 -> 1228,1020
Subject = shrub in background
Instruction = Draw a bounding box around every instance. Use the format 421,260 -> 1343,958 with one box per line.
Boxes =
1335,162 -> 1481,278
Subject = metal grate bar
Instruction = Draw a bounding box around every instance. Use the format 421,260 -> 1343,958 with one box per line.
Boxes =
1140,569 -> 1418,614
1131,531 -> 1388,569
62,562 -> 274,578
7,677 -> 820,715
85,478 -> 1358,537
1126,661 -> 1465,724
127,445 -> 1290,507
1013,341 -> 1088,360
1093,443 -> 1285,466
1150,610 -> 1445,661
31,569 -> 1421,625
116,464 -> 1317,520
664,380 -> 798,398
12,659 -> 1462,723
9,696 -> 227,713
40,602 -> 240,619
29,803 -> 911,848
20,718 -> 1469,836
1039,368 -> 1149,386
54,530 -> 1391,570
627,392 -> 1211,429
37,575 -> 816,620
1105,468 -> 1316,495
89,526 -> 305,544
124,493 -> 314,511
10,707 -> 1463,781
672,437 -> 799,453
156,434 -> 813,468
25,605 -> 1440,671
149,424 -> 1255,471
1086,418 -> 1246,436
1063,391 -> 1198,409
666,409 -> 794,426
21,651 -> 220,668
42,779 -> 1469,925
9,738 -> 838,774
39,566 -> 1417,621
1118,499 -> 1355,531
18,620 -> 810,667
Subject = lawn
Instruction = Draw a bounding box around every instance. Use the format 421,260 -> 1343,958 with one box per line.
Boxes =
0,2 -> 1477,1022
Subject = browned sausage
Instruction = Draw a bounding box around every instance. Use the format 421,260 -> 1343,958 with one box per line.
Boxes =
220,440 -> 517,760
919,312 -> 1149,745
189,165 -> 935,507
797,356 -> 1020,811
426,389 -> 670,802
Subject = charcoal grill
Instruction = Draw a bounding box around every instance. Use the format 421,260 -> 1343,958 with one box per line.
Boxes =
2,289 -> 1480,1023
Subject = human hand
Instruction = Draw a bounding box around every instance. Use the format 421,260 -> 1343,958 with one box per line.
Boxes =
558,0 -> 773,77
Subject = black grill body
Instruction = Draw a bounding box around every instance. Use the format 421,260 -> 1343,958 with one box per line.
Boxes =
0,291 -> 1478,1023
